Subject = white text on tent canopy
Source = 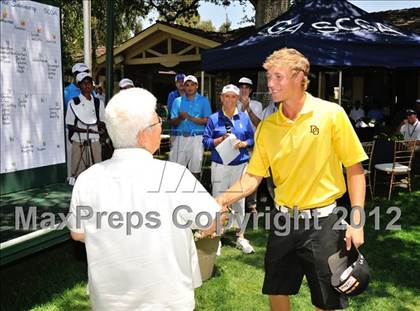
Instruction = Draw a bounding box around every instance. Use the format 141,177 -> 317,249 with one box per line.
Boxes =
313,18 -> 405,36
234,17 -> 407,47
266,18 -> 405,36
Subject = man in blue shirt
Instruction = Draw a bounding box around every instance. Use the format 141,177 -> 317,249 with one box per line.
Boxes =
167,73 -> 185,139
64,63 -> 90,110
167,73 -> 185,113
169,75 -> 212,179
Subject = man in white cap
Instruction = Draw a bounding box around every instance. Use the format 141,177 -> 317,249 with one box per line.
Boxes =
64,63 -> 90,109
169,75 -> 212,179
237,77 -> 263,130
237,77 -> 263,213
68,87 -> 221,311
63,63 -> 91,181
66,72 -> 105,180
119,78 -> 135,90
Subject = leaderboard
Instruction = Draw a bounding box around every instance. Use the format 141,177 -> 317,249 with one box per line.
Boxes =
0,0 -> 65,174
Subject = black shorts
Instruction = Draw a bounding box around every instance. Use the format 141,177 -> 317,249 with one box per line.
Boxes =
263,209 -> 348,310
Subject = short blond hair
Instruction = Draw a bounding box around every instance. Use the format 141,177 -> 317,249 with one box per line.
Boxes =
263,48 -> 310,90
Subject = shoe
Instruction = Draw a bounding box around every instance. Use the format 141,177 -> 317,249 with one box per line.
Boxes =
68,176 -> 76,186
248,203 -> 258,214
216,241 -> 222,256
236,238 -> 254,254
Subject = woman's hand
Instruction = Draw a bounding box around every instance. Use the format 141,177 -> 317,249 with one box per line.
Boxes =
234,140 -> 248,149
214,134 -> 229,147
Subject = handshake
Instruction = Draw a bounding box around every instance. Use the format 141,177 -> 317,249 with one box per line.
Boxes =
195,196 -> 231,240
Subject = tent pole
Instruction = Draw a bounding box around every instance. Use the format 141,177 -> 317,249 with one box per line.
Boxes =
83,0 -> 92,71
201,71 -> 205,95
105,0 -> 114,101
338,70 -> 343,106
208,75 -> 212,102
318,71 -> 322,98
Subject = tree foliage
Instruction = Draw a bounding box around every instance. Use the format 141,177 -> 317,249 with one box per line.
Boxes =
198,20 -> 216,32
175,13 -> 216,32
59,0 -> 290,71
219,14 -> 232,32
58,0 -> 147,72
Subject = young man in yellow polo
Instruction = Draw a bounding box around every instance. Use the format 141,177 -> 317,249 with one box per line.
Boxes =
216,48 -> 367,311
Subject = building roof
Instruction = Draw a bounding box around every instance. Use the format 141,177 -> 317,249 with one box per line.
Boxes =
95,22 -> 222,67
94,21 -> 254,61
157,21 -> 255,43
369,8 -> 420,34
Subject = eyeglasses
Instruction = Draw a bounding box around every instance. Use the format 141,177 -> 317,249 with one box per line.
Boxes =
146,116 -> 162,129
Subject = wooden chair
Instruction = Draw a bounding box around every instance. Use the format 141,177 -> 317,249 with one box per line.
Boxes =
361,141 -> 375,200
157,129 -> 171,158
373,140 -> 416,200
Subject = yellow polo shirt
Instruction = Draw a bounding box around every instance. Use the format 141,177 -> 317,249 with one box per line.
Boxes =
247,93 -> 367,209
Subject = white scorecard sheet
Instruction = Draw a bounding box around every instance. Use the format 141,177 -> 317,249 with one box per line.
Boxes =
215,134 -> 240,165
0,0 -> 65,174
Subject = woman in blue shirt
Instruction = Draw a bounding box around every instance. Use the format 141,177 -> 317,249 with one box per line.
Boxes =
203,84 -> 255,254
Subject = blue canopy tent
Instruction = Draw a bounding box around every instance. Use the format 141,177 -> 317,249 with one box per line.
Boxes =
201,0 -> 420,71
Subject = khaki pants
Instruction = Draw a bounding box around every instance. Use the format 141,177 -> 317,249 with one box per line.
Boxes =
71,141 -> 102,177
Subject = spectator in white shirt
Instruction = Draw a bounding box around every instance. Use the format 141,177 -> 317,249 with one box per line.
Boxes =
119,78 -> 134,90
236,77 -> 263,213
400,109 -> 420,143
68,88 -> 221,311
237,77 -> 263,131
95,85 -> 106,103
66,72 -> 105,178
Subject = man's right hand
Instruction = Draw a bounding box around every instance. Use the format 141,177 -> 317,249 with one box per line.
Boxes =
198,197 -> 230,239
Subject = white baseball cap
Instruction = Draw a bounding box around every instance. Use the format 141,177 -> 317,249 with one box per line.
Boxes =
238,77 -> 253,86
119,78 -> 134,89
72,63 -> 89,74
76,72 -> 92,83
184,75 -> 198,84
222,84 -> 240,96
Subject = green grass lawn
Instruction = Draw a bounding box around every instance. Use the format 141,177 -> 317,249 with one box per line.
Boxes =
1,179 -> 419,310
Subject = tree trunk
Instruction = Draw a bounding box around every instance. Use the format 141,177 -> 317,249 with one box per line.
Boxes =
253,0 -> 290,27
249,0 -> 291,100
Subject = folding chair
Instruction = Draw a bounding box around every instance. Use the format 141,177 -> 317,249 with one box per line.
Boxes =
361,141 -> 375,200
373,140 -> 416,200
157,129 -> 171,158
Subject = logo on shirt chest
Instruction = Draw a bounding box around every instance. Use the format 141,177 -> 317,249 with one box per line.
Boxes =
310,125 -> 319,135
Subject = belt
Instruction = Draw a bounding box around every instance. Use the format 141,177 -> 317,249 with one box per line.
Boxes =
74,138 -> 99,143
180,133 -> 202,137
275,202 -> 336,219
